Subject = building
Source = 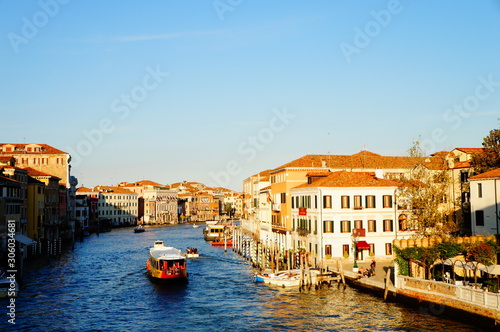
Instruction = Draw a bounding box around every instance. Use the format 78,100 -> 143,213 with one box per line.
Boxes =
142,186 -> 178,224
289,171 -> 408,261
469,168 -> 500,235
77,186 -> 139,227
0,143 -> 71,186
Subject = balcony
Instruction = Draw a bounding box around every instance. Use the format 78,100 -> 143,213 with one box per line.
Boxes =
272,203 -> 281,212
297,228 -> 310,237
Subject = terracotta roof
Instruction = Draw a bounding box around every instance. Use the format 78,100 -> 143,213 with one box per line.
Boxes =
470,168 -> 500,180
273,151 -> 426,172
24,167 -> 61,179
0,175 -> 19,184
118,180 -> 163,187
293,171 -> 401,189
0,143 -> 68,155
76,186 -> 93,192
306,171 -> 331,177
454,148 -> 486,154
453,161 -> 472,169
85,186 -> 137,194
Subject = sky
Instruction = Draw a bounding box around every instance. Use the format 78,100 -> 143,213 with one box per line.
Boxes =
1,1 -> 500,191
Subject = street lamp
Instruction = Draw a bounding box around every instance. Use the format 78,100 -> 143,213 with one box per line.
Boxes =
351,231 -> 359,272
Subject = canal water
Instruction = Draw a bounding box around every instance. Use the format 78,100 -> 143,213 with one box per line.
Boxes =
2,224 -> 481,331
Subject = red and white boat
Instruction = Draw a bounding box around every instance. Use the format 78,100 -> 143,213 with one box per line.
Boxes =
146,240 -> 187,282
211,238 -> 233,247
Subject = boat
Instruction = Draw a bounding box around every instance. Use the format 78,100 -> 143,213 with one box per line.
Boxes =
134,225 -> 145,233
185,247 -> 199,258
211,238 -> 233,247
0,269 -> 18,298
203,224 -> 226,241
254,269 -> 325,287
146,240 -> 187,282
192,223 -> 200,228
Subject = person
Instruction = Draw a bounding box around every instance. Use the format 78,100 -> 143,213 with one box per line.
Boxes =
370,260 -> 376,276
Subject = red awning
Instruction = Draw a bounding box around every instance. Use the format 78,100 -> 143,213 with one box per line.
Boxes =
356,241 -> 370,250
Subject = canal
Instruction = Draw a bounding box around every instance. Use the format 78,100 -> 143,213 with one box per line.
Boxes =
2,224 -> 480,331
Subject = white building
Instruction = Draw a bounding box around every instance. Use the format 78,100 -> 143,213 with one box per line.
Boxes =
469,168 -> 500,236
290,171 -> 413,262
77,186 -> 139,227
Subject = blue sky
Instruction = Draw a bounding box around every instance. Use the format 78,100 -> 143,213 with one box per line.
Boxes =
1,1 -> 500,191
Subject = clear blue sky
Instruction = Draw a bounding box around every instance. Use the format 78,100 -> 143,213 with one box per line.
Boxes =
1,1 -> 499,191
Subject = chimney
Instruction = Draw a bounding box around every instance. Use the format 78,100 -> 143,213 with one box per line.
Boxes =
375,169 -> 384,179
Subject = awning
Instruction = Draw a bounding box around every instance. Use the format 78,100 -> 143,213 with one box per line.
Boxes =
356,241 -> 370,250
14,233 -> 35,245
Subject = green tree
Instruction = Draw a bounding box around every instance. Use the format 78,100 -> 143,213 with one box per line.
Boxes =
396,139 -> 460,237
471,129 -> 500,174
436,241 -> 462,281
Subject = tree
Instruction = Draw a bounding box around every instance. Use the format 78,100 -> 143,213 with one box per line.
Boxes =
396,139 -> 460,237
464,241 -> 497,285
471,129 -> 500,174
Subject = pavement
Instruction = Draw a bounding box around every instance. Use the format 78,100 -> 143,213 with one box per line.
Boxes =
325,259 -> 397,292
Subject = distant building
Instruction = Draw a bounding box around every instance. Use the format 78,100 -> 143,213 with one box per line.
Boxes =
77,186 -> 139,227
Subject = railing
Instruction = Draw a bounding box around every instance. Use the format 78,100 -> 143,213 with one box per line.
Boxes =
297,228 -> 310,236
397,276 -> 500,310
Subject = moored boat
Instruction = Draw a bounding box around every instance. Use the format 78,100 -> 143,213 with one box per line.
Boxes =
203,224 -> 226,241
146,240 -> 187,282
211,238 -> 233,247
254,269 -> 324,287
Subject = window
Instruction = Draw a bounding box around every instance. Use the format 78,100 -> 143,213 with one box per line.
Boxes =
368,220 -> 376,232
354,220 -> 363,229
460,171 -> 468,183
281,193 -> 286,204
398,214 -> 408,231
385,243 -> 392,255
315,195 -> 318,209
478,183 -> 483,198
342,244 -> 350,257
340,220 -> 351,233
323,195 -> 332,209
365,195 -> 376,208
461,192 -> 469,204
324,220 -> 333,233
383,219 -> 393,232
369,243 -> 375,256
354,196 -> 362,209
325,245 -> 332,256
475,210 -> 484,226
341,196 -> 350,209
383,195 -> 393,208
291,197 -> 295,209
